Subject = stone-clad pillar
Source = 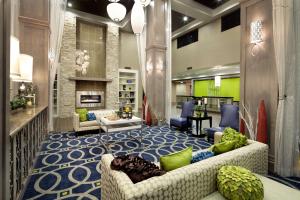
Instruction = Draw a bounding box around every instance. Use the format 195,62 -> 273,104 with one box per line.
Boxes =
145,0 -> 170,122
106,25 -> 119,110
59,12 -> 76,118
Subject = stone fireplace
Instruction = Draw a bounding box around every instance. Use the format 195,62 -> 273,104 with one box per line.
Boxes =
58,12 -> 119,118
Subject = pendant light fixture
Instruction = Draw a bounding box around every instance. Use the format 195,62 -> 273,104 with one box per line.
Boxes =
107,0 -> 127,22
131,0 -> 145,35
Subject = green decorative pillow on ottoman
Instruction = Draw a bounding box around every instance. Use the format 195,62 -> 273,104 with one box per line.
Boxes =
217,166 -> 264,200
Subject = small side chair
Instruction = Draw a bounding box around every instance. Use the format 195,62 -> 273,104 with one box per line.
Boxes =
170,100 -> 195,130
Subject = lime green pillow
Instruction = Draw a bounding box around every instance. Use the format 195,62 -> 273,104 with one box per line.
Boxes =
160,146 -> 192,171
212,141 -> 236,155
76,108 -> 88,122
217,166 -> 264,200
221,128 -> 248,149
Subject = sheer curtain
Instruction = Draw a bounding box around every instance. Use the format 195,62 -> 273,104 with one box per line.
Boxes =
165,0 -> 172,123
294,0 -> 300,177
273,0 -> 300,177
49,0 -> 67,130
136,11 -> 147,95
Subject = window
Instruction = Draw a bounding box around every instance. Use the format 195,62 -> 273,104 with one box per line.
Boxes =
221,9 -> 240,32
177,29 -> 198,48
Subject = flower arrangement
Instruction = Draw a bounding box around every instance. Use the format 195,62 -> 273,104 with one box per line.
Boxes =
194,105 -> 203,117
75,50 -> 90,75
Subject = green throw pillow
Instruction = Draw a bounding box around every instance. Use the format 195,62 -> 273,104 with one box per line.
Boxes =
217,166 -> 264,200
212,141 -> 236,155
160,146 -> 192,172
221,127 -> 248,149
76,108 -> 88,122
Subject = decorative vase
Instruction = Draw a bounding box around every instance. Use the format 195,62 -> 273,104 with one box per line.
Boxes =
257,100 -> 267,144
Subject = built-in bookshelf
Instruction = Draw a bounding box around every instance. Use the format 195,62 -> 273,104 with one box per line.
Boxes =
118,69 -> 138,112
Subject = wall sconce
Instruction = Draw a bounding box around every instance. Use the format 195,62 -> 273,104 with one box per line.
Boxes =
250,20 -> 263,56
215,76 -> 221,87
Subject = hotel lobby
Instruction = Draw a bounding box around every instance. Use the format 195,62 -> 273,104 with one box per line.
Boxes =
1,0 -> 300,199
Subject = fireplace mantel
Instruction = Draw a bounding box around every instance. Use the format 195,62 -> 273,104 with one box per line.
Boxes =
69,77 -> 112,82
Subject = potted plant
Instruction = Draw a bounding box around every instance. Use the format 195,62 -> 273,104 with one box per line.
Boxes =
157,115 -> 165,126
194,105 -> 203,117
10,96 -> 27,112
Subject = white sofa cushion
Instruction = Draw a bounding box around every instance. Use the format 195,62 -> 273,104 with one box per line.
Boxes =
80,120 -> 99,128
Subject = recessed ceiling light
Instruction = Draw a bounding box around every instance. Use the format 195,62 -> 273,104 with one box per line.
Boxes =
67,2 -> 72,7
183,16 -> 188,22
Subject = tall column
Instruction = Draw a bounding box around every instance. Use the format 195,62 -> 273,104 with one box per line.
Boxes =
145,0 -> 171,123
59,12 -> 76,118
106,25 -> 119,110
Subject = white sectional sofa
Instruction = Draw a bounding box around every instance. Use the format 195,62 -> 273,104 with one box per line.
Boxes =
101,140 -> 269,200
73,109 -> 115,132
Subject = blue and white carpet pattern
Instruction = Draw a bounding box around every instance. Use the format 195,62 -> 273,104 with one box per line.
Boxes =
22,126 -> 211,200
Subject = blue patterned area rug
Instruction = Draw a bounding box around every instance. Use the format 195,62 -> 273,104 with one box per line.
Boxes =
21,126 -> 211,200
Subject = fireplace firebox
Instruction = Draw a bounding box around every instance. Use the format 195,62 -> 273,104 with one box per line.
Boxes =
76,91 -> 104,108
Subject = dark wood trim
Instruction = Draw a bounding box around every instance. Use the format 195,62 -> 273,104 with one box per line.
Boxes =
18,16 -> 49,28
1,0 -> 11,199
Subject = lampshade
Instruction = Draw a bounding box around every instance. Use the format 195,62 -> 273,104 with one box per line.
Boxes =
131,1 -> 145,35
139,0 -> 151,7
215,76 -> 221,87
250,20 -> 263,44
10,36 -> 21,79
17,54 -> 33,82
107,2 -> 127,22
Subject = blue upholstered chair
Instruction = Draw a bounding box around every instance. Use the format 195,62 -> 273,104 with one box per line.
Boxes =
170,101 -> 194,130
205,104 -> 239,142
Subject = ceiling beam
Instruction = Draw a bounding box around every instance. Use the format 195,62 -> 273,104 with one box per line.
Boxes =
171,0 -> 240,37
172,20 -> 203,39
212,0 -> 240,17
171,0 -> 212,21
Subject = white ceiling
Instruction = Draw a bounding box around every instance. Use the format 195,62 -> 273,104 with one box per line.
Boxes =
171,0 -> 240,39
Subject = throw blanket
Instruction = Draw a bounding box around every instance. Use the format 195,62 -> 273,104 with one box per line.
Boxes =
111,155 -> 166,183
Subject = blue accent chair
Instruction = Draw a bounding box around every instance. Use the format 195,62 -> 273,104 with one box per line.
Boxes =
205,104 -> 239,142
170,101 -> 194,130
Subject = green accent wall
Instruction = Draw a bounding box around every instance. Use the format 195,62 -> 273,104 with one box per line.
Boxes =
194,77 -> 240,101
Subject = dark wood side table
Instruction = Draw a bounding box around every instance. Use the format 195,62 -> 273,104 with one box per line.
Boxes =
187,116 -> 213,137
